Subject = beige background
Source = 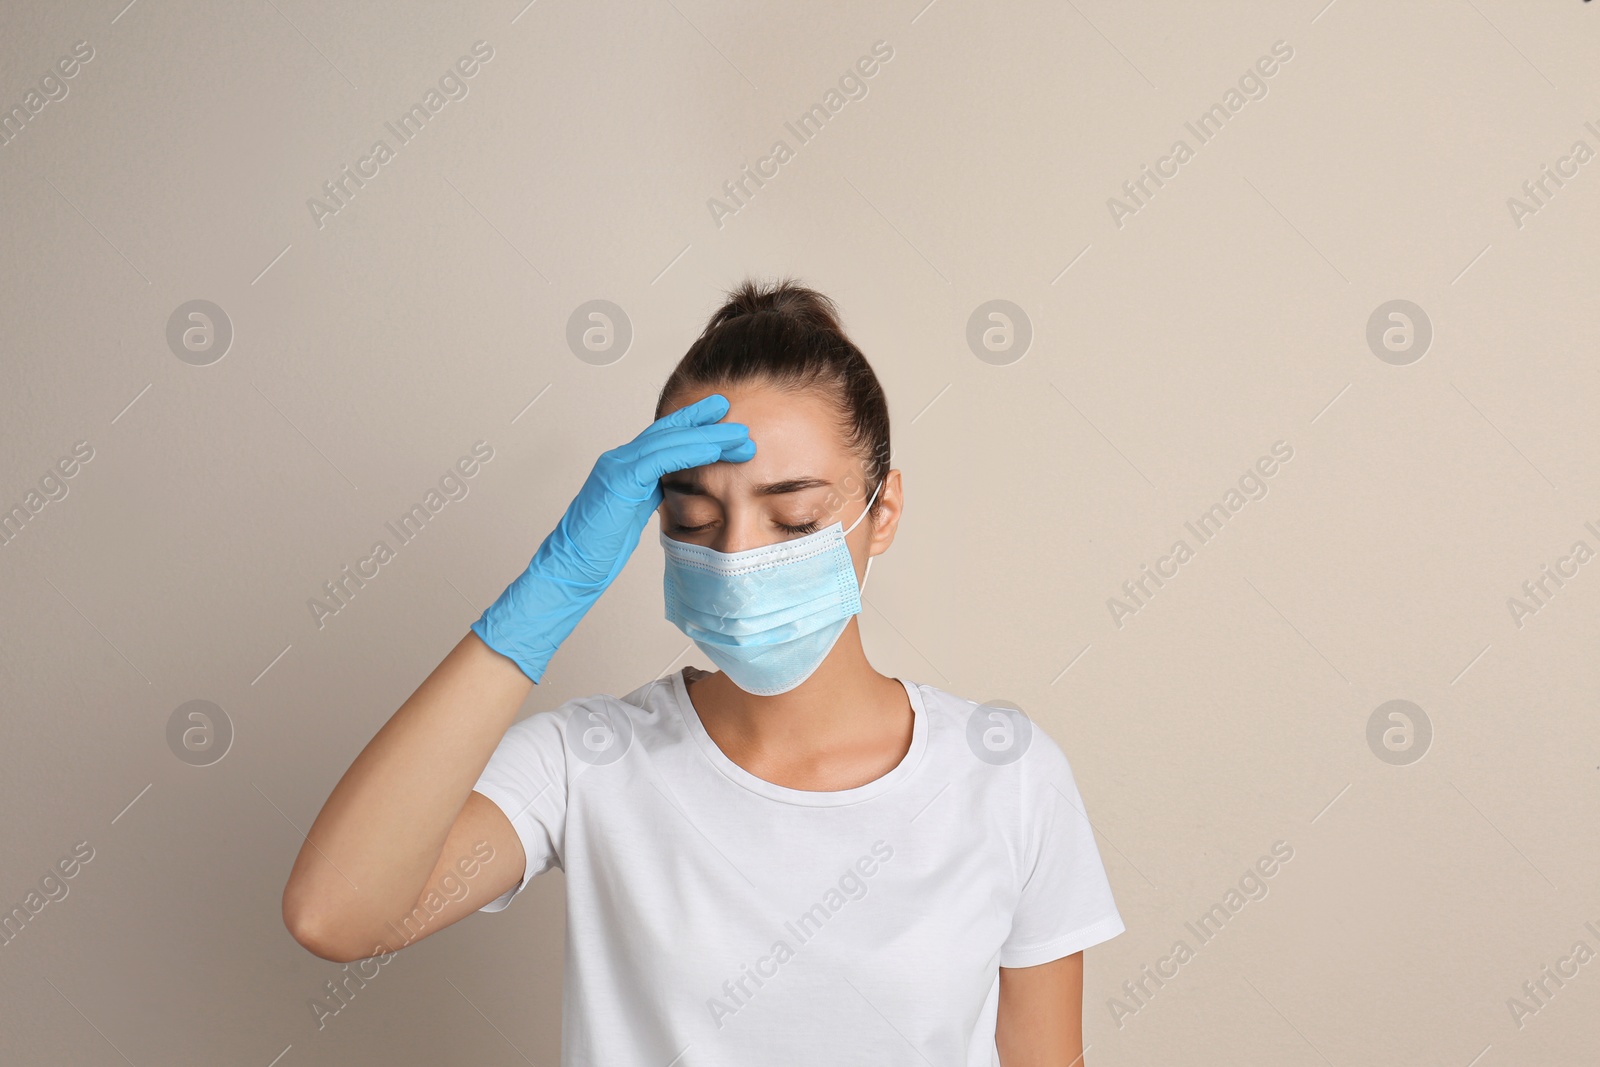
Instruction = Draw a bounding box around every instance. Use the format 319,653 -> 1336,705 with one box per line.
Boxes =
2,0 -> 1597,1063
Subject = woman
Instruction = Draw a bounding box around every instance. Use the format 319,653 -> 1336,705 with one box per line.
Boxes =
282,279 -> 1124,1065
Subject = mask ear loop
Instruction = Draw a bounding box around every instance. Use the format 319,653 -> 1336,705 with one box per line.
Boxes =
844,477 -> 885,594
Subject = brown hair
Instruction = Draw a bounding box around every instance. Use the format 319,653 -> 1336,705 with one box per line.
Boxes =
654,277 -> 892,522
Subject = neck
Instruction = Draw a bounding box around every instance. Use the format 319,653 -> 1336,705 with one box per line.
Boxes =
689,621 -> 901,755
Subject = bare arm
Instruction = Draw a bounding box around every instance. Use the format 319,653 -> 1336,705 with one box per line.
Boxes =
280,396 -> 753,963
281,632 -> 531,962
996,952 -> 1086,1067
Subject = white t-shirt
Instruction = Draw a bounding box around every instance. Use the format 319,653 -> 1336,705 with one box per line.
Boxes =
471,666 -> 1124,1066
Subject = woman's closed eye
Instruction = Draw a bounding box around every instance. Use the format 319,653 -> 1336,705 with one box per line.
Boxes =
668,518 -> 821,536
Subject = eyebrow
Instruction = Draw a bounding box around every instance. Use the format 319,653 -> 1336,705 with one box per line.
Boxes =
660,474 -> 833,497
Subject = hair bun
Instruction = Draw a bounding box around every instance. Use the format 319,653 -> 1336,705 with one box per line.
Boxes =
655,276 -> 892,522
706,277 -> 845,335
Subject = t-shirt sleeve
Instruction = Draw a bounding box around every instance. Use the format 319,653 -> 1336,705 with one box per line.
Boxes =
999,729 -> 1125,968
470,707 -> 569,913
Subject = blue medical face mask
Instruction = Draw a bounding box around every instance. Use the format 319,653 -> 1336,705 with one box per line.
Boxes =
660,479 -> 883,696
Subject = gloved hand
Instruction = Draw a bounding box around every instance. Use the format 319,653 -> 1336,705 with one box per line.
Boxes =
471,393 -> 754,683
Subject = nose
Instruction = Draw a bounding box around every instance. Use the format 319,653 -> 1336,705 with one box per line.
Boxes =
709,504 -> 777,554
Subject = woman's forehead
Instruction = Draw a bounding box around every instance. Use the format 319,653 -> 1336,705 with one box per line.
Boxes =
678,385 -> 853,464
662,385 -> 860,496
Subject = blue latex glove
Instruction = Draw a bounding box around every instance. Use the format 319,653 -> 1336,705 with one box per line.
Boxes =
471,393 -> 754,683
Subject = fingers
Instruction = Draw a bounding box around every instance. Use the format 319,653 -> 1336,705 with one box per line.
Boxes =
605,393 -> 754,498
646,392 -> 731,433
627,425 -> 754,487
613,420 -> 747,464
720,437 -> 756,462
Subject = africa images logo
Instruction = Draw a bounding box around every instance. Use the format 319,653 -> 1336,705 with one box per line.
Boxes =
306,41 -> 495,230
704,840 -> 894,1028
705,40 -> 894,229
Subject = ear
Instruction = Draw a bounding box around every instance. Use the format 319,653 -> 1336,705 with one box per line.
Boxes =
866,468 -> 903,560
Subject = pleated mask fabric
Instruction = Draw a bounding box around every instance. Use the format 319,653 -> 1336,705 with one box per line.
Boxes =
661,480 -> 882,696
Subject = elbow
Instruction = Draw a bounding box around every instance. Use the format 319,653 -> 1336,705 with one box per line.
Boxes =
282,884 -> 368,964
286,919 -> 359,964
